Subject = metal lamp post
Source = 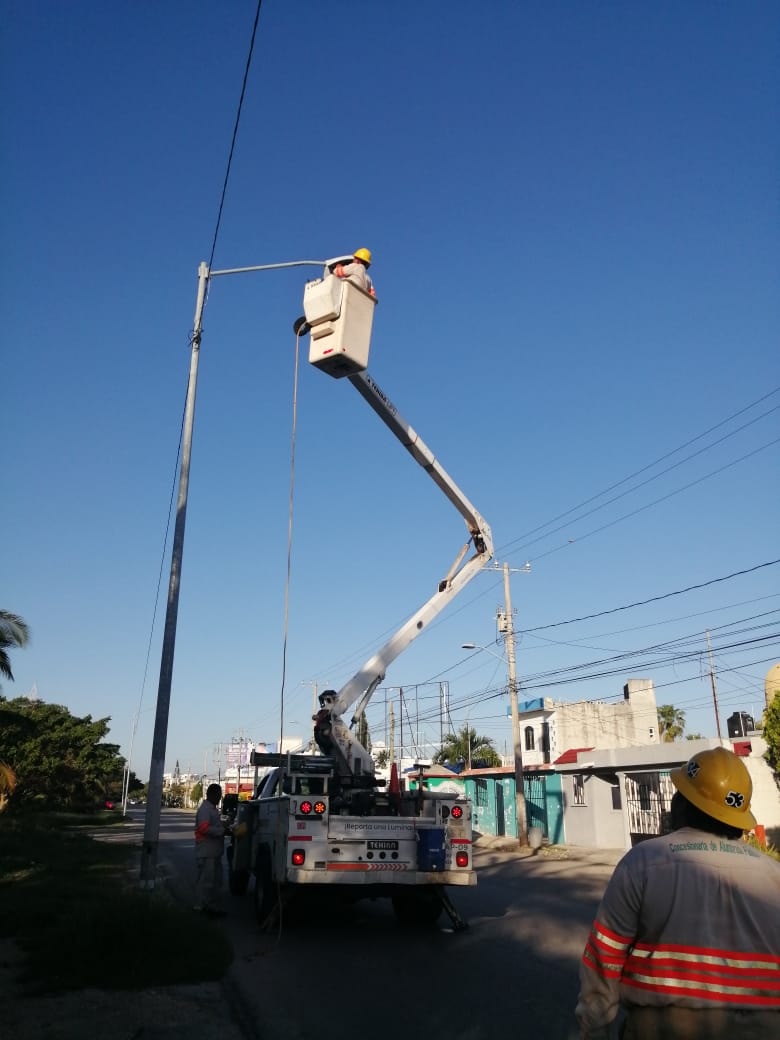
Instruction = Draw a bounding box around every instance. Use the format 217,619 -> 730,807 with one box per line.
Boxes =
139,257 -> 326,889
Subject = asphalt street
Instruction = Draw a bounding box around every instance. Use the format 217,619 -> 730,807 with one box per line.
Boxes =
152,808 -> 624,1040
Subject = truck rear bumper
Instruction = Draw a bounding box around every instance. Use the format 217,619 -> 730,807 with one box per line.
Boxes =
283,867 -> 477,887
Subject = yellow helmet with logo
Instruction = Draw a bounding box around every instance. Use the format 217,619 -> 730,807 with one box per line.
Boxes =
353,247 -> 372,267
670,746 -> 756,830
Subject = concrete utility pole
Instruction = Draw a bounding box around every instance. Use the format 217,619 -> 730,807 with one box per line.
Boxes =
388,700 -> 395,766
503,562 -> 529,845
140,262 -> 208,889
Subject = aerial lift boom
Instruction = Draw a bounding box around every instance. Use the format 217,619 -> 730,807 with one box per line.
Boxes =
303,264 -> 493,781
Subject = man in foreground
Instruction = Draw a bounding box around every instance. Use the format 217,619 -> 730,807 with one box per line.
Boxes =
576,746 -> 780,1038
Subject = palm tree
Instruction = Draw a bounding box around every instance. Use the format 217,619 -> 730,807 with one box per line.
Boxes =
434,724 -> 501,768
0,611 -> 29,688
657,704 -> 686,742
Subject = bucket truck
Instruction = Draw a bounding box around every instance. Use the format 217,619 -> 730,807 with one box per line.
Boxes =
228,259 -> 493,929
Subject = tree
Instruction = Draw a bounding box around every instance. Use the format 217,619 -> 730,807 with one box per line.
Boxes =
657,704 -> 686,742
686,733 -> 704,741
0,611 -> 29,689
0,695 -> 125,812
0,760 -> 17,812
763,691 -> 780,772
434,725 -> 501,768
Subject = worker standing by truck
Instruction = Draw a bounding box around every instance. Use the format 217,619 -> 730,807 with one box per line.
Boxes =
194,782 -> 231,917
576,747 -> 780,1038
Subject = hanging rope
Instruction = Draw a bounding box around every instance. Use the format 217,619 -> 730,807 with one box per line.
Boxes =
278,330 -> 303,756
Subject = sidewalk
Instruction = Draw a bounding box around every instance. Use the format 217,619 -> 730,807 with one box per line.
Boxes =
1,817 -> 250,1040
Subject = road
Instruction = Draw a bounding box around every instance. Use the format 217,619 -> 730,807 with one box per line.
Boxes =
146,807 -> 624,1040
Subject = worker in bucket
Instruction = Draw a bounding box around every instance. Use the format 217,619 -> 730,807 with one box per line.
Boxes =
293,247 -> 376,337
575,746 -> 780,1038
334,247 -> 376,297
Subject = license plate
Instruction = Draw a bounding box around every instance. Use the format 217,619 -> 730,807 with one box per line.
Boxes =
367,840 -> 398,851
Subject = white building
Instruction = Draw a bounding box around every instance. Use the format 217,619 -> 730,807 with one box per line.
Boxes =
517,678 -> 660,767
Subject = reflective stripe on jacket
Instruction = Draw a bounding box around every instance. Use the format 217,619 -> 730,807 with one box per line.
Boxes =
576,827 -> 780,1038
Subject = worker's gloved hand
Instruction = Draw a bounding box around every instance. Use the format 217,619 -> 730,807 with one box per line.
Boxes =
334,264 -> 345,277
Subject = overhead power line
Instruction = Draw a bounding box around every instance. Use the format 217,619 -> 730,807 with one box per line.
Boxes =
524,559 -> 780,633
207,0 -> 264,269
498,385 -> 780,557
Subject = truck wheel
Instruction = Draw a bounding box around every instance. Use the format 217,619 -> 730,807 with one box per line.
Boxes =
253,848 -> 277,928
227,847 -> 249,896
392,888 -> 444,926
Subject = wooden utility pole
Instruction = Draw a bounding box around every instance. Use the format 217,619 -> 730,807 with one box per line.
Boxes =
706,630 -> 723,741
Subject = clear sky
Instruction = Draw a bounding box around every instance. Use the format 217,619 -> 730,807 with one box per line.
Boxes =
3,2 -> 778,781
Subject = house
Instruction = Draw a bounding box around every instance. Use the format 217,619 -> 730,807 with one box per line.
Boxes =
459,764 -> 565,845
555,736 -> 780,850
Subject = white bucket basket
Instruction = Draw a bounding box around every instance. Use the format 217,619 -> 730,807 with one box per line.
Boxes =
305,277 -> 376,379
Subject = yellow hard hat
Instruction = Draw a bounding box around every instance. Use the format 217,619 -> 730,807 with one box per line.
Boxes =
670,747 -> 756,830
353,247 -> 372,267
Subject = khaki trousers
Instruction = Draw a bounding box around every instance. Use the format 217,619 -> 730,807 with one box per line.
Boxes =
623,1005 -> 779,1039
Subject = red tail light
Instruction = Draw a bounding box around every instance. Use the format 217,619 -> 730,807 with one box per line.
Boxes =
456,851 -> 469,868
451,804 -> 464,819
300,800 -> 313,815
291,849 -> 305,866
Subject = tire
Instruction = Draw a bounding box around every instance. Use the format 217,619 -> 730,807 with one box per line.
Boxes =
227,847 -> 250,896
253,847 -> 277,928
391,888 -> 444,926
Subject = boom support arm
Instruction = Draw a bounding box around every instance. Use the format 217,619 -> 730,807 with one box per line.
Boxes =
316,371 -> 493,777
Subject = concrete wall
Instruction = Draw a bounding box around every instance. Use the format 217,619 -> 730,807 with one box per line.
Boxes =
560,772 -> 626,848
742,736 -> 780,847
518,679 -> 660,767
554,685 -> 659,759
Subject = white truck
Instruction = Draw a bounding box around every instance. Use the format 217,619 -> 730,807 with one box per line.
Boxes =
227,260 -> 494,929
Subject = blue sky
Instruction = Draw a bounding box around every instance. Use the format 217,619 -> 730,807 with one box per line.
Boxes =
3,2 -> 778,780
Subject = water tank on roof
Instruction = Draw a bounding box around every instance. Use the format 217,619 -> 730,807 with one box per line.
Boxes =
727,711 -> 754,738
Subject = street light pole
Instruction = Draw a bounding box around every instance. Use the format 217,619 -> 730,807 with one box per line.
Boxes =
139,257 -> 326,889
140,261 -> 208,888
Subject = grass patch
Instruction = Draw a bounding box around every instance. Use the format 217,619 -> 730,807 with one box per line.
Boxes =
0,813 -> 232,992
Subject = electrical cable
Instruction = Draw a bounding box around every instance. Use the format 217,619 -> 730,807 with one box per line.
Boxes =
497,385 -> 780,556
524,559 -> 780,632
527,436 -> 780,563
206,0 -> 264,271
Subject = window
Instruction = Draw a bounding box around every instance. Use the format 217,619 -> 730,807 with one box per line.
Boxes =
639,783 -> 652,812
611,782 -> 621,811
573,773 -> 586,806
524,726 -> 535,751
475,778 -> 488,808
